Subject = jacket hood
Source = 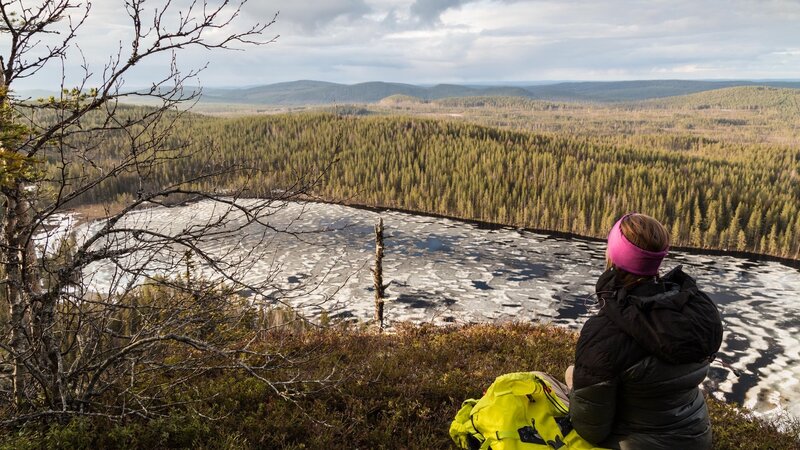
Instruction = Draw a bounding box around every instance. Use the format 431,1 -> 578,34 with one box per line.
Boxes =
595,266 -> 723,364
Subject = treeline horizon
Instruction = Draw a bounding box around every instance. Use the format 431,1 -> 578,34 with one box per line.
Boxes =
51,109 -> 799,260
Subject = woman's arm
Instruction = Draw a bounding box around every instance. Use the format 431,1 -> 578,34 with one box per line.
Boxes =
569,314 -> 634,445
569,378 -> 618,444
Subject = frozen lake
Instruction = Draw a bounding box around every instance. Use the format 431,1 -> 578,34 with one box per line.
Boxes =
54,200 -> 800,419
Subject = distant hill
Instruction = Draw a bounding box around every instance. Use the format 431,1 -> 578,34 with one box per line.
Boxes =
17,79 -> 800,106
200,81 -> 531,105
524,80 -> 800,102
196,79 -> 800,105
641,86 -> 800,111
431,96 -> 575,110
378,94 -> 428,105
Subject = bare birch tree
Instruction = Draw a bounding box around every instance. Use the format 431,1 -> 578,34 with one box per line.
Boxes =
0,0 -> 330,422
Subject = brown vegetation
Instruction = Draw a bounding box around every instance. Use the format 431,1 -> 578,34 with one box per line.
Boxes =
1,323 -> 796,449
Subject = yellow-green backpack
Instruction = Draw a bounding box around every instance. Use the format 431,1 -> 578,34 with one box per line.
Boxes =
449,372 -> 608,450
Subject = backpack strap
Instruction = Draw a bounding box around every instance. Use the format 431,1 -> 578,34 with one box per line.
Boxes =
449,399 -> 485,449
493,430 -> 520,440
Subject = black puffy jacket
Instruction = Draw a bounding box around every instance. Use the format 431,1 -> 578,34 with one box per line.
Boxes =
569,266 -> 723,450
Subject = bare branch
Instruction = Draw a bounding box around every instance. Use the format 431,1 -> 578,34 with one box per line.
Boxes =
0,0 -> 340,424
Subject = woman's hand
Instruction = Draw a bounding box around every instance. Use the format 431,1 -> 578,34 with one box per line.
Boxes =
565,365 -> 574,391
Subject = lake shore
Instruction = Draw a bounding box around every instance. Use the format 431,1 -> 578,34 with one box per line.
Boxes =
324,198 -> 800,269
65,196 -> 800,268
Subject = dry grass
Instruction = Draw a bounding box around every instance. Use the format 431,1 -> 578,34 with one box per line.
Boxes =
1,323 -> 797,449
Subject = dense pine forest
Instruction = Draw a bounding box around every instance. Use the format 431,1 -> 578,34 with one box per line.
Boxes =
54,106 -> 799,259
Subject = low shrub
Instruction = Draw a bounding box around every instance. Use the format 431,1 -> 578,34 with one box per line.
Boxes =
1,323 -> 797,449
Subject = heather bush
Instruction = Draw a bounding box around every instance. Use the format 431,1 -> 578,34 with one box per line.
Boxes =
1,323 -> 796,449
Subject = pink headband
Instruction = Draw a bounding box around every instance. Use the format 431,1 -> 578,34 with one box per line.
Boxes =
607,214 -> 668,276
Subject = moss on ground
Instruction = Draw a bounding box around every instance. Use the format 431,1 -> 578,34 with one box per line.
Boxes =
1,323 -> 797,449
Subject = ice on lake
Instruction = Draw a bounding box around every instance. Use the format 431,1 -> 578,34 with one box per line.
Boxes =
51,199 -> 800,420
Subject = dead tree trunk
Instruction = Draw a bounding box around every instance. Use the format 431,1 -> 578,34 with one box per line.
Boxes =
373,218 -> 386,330
1,75 -> 31,408
3,194 -> 30,409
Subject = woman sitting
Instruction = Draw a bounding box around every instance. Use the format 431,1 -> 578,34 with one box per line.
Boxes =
568,213 -> 723,450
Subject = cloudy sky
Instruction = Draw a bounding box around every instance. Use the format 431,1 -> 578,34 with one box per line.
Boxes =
6,0 -> 800,88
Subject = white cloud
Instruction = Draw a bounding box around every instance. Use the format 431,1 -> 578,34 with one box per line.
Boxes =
4,0 -> 800,89
244,0 -> 370,33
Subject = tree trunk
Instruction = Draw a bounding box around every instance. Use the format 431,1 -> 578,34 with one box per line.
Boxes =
373,218 -> 385,330
3,181 -> 59,410
31,293 -> 64,410
3,191 -> 31,408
